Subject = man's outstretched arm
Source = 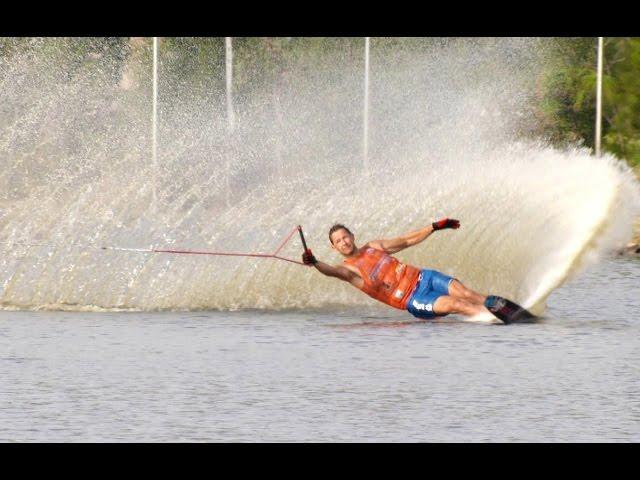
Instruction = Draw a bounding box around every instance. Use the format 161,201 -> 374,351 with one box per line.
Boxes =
367,218 -> 460,254
302,251 -> 361,286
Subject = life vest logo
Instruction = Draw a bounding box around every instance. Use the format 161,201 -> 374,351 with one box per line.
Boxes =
412,299 -> 433,312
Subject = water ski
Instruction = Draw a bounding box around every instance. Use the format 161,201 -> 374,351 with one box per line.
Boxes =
484,295 -> 535,324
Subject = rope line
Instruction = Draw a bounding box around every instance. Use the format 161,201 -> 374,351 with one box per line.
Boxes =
0,225 -> 307,266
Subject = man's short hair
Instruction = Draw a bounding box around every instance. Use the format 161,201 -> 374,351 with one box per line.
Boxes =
329,224 -> 353,244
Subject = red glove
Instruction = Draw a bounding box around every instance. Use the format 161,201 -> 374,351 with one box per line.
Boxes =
302,249 -> 318,265
432,218 -> 460,230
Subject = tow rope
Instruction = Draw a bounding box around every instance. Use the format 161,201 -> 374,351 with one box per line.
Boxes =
1,225 -> 310,266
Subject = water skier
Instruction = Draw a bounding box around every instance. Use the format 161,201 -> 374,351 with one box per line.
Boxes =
301,219 -> 532,324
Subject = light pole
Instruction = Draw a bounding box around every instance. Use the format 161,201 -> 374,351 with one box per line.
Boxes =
224,37 -> 235,207
363,37 -> 370,171
595,37 -> 604,157
152,37 -> 158,211
225,37 -> 235,133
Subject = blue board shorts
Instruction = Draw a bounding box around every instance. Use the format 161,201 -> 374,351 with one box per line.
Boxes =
406,269 -> 455,319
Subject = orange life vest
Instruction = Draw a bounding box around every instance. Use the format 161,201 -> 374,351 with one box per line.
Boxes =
344,247 -> 421,310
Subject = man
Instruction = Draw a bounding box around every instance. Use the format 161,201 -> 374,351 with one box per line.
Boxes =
301,219 -> 518,323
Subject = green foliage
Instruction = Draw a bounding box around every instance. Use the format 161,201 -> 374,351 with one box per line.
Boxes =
601,38 -> 640,166
538,37 -> 640,166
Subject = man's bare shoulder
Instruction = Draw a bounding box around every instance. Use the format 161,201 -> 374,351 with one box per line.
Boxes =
362,240 -> 386,252
337,258 -> 363,281
339,263 -> 363,287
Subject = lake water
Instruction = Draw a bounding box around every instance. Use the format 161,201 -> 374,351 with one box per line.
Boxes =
1,256 -> 639,442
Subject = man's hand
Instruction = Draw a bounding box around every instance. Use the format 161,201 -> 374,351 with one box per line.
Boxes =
432,218 -> 460,231
302,249 -> 318,265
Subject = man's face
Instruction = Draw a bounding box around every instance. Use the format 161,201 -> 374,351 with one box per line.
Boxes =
330,228 -> 356,256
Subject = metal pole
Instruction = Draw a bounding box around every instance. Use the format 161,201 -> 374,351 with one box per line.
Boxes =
363,37 -> 370,171
225,37 -> 235,132
595,37 -> 603,157
152,37 -> 158,210
224,37 -> 234,207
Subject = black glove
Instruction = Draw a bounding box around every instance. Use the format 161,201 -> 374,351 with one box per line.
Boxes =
432,218 -> 460,230
302,249 -> 318,265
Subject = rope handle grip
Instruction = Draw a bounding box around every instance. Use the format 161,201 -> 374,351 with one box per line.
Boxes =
297,225 -> 310,253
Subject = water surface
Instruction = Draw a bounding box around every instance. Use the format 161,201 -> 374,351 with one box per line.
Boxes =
1,256 -> 639,442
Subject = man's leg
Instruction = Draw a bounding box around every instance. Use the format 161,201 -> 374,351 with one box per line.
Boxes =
408,270 -> 494,320
437,280 -> 496,318
433,295 -> 488,317
447,279 -> 486,305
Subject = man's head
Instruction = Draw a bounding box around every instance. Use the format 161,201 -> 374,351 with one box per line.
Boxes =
329,224 -> 356,256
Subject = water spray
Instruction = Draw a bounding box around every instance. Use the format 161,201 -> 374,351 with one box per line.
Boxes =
1,38 -> 639,312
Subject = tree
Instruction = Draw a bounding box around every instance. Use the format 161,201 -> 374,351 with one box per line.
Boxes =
537,37 -> 640,167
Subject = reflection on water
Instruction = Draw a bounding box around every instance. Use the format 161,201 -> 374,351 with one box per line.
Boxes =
0,257 -> 639,442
